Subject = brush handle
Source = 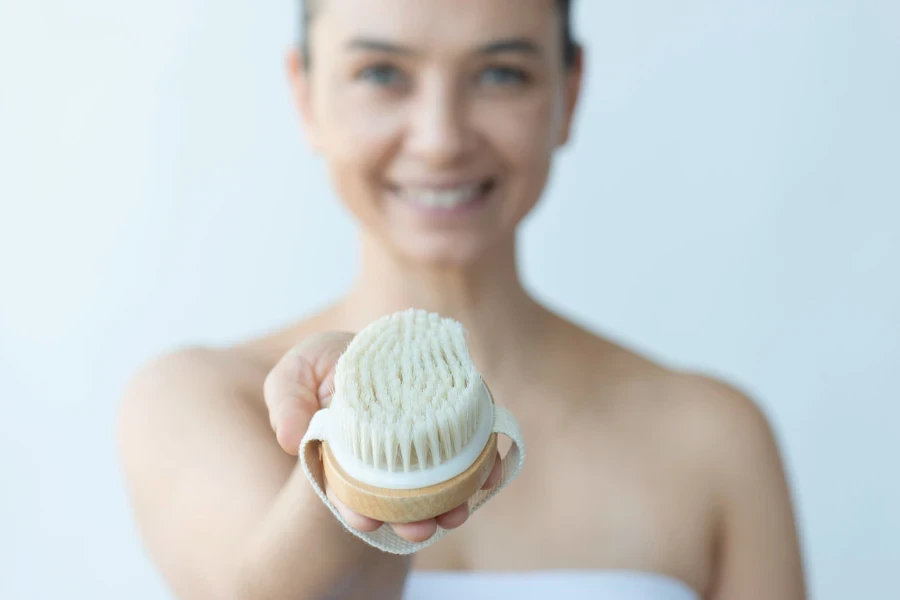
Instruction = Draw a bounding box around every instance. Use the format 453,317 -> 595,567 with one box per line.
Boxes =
298,405 -> 525,555
321,433 -> 498,524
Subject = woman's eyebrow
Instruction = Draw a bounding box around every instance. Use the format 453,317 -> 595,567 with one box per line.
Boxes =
345,38 -> 416,55
343,36 -> 544,58
477,38 -> 544,58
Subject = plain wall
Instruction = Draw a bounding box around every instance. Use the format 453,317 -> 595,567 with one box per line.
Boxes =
1,1 -> 898,598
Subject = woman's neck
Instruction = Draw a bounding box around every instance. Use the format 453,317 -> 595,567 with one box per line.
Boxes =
334,232 -> 552,376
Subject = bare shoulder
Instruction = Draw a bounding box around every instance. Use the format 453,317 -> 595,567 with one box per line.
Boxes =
659,370 -> 782,461
572,323 -> 805,598
117,345 -> 272,469
565,318 -> 782,467
116,344 -> 286,598
120,344 -> 266,407
664,371 -> 806,597
118,307 -> 337,448
593,333 -> 788,491
115,308 -> 347,596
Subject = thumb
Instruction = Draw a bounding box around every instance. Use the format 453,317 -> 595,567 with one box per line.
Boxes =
263,331 -> 355,455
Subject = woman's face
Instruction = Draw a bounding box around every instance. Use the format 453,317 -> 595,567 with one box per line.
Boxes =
290,0 -> 582,266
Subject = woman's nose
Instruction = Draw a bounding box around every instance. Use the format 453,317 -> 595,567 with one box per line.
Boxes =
405,83 -> 475,167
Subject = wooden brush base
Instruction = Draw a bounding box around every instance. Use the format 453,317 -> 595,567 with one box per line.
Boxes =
321,433 -> 498,524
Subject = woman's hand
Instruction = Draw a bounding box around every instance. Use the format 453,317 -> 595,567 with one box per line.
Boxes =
263,331 -> 502,543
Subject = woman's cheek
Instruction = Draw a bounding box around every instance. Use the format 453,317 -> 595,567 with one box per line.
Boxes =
477,94 -> 557,164
329,104 -> 404,163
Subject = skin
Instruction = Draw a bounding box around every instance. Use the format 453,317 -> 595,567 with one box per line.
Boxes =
117,0 -> 807,598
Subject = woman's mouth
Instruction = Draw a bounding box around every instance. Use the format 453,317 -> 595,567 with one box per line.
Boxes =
389,180 -> 495,215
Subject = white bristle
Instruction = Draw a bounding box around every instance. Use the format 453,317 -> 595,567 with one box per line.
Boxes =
330,308 -> 487,473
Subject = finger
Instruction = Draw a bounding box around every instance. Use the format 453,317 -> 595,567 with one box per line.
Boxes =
481,449 -> 503,489
274,406 -> 311,456
264,332 -> 355,455
389,519 -> 438,543
286,331 -> 355,410
435,502 -> 470,530
264,353 -> 318,455
325,483 -> 383,533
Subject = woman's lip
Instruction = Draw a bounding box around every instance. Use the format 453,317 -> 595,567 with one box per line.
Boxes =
388,178 -> 493,191
388,181 -> 494,215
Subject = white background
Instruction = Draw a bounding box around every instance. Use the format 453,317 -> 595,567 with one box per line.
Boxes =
1,1 -> 898,598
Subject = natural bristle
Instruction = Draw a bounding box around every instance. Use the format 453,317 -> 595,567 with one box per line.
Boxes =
331,309 -> 485,473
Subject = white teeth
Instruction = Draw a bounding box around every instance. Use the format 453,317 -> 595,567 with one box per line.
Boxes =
402,185 -> 480,208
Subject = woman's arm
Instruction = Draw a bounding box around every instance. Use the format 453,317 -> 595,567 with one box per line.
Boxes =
117,348 -> 409,600
694,377 -> 807,600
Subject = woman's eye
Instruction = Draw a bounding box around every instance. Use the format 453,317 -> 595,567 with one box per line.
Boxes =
478,66 -> 530,86
359,64 -> 406,87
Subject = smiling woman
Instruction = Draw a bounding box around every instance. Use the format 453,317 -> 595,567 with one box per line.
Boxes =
117,1 -> 807,599
289,0 -> 582,267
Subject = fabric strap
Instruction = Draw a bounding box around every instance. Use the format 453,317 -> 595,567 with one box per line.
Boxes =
298,405 -> 525,555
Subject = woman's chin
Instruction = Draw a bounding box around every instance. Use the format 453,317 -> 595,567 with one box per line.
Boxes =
390,234 -> 492,268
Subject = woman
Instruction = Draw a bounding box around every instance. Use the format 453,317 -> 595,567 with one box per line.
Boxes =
118,0 -> 807,598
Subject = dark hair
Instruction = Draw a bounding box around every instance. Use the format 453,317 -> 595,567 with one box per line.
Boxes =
300,0 -> 578,70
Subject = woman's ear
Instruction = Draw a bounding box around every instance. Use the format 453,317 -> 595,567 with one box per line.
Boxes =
558,46 -> 584,147
286,47 -> 323,154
